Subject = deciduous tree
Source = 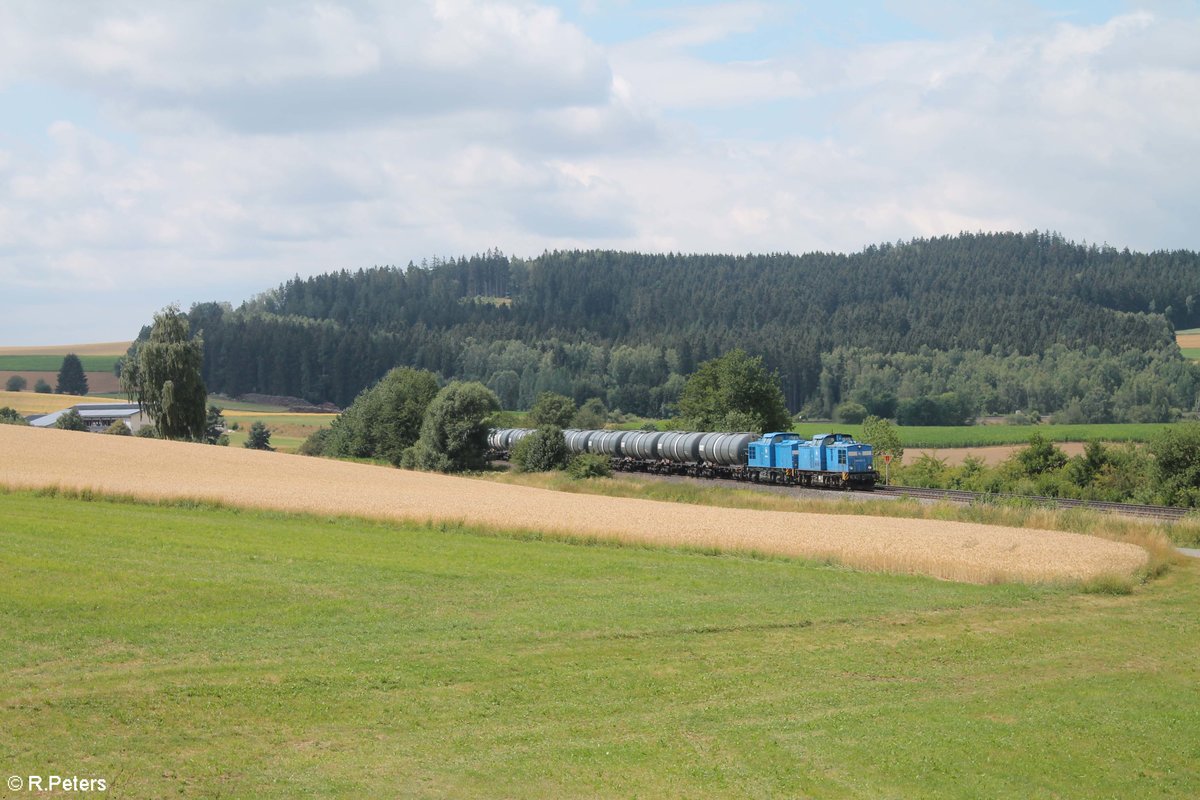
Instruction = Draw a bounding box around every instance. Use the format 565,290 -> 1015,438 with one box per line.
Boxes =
677,349 -> 790,433
860,415 -> 904,464
528,393 -> 576,428
121,306 -> 207,441
407,382 -> 499,472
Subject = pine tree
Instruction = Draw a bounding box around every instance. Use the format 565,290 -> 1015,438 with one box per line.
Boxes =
56,354 -> 89,395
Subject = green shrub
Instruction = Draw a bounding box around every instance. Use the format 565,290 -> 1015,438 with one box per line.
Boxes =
1080,573 -> 1134,595
104,421 -> 132,436
528,393 -> 577,429
299,427 -> 332,457
567,453 -> 612,479
0,406 -> 29,425
511,426 -> 569,472
55,409 -> 87,431
835,401 -> 868,424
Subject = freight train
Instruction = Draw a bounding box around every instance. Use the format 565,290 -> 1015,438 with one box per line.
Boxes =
488,428 -> 878,489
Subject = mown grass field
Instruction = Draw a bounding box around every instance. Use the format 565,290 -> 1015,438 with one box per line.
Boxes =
792,421 -> 1181,447
1,489 -> 1197,798
223,412 -> 336,452
0,354 -> 120,372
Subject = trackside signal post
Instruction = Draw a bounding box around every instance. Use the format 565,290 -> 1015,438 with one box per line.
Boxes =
883,453 -> 892,485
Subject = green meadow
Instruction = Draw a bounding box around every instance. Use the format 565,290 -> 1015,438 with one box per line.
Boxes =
1,490 -> 1197,798
0,354 -> 120,372
791,421 -> 1180,448
222,412 -> 336,452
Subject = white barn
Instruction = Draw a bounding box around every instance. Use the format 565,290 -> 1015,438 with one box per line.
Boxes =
29,403 -> 150,433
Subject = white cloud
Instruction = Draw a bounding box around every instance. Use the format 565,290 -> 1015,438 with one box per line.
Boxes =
0,1 -> 1198,344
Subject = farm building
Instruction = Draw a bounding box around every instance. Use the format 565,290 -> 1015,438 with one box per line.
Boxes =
29,403 -> 150,433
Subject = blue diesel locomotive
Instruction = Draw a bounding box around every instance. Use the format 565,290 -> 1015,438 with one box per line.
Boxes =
488,428 -> 878,489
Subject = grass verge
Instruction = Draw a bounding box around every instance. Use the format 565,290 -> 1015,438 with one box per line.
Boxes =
2,489 -> 1198,798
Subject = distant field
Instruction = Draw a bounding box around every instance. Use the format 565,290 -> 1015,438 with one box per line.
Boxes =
0,371 -> 121,394
1176,331 -> 1200,359
0,340 -> 130,356
206,397 -> 293,412
0,390 -> 110,415
223,411 -> 335,452
0,354 -> 120,372
792,422 -> 1179,448
1,490 -> 1197,798
87,394 -> 296,413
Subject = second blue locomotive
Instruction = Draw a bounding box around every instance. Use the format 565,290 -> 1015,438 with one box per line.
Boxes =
488,428 -> 877,489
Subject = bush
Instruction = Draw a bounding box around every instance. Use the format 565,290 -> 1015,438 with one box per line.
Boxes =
298,427 -> 332,457
834,401 -> 868,424
6,375 -> 26,392
135,425 -> 160,438
55,409 -> 87,431
104,421 -> 132,436
511,426 -> 569,472
0,406 -> 28,425
571,397 -> 608,430
34,379 -> 51,394
566,453 -> 612,479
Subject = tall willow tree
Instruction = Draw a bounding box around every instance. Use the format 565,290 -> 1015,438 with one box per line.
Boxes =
122,306 -> 207,440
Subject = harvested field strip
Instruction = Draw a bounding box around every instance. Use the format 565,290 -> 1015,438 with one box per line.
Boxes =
0,426 -> 1148,585
0,370 -> 121,395
0,340 -> 130,356
1177,332 -> 1200,348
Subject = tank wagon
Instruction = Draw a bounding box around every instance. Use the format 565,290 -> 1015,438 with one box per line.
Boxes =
488,428 -> 877,490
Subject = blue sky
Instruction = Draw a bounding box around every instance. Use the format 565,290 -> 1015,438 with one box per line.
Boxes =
1,0 -> 1197,344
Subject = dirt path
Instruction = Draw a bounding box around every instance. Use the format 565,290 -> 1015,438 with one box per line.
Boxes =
0,426 -> 1148,585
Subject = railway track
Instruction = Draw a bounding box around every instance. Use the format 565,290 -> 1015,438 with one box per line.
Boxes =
875,485 -> 1194,521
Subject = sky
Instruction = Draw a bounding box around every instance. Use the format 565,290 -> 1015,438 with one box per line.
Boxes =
1,0 -> 1198,345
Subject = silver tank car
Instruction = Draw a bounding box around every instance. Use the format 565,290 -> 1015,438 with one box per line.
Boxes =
701,432 -> 756,466
491,427 -> 753,467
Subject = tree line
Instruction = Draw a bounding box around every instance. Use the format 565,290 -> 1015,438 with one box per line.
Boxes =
159,232 -> 1200,421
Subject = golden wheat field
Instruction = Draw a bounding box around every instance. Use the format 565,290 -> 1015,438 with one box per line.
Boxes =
0,426 -> 1150,585
0,341 -> 131,356
0,390 -> 112,415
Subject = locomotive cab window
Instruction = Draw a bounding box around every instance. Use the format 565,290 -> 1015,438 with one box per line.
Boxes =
838,450 -> 846,465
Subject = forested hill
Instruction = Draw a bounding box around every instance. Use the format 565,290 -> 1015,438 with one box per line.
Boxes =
184,232 -> 1200,420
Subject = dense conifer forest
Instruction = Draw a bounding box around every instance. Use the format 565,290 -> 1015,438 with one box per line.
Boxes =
177,232 -> 1200,422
